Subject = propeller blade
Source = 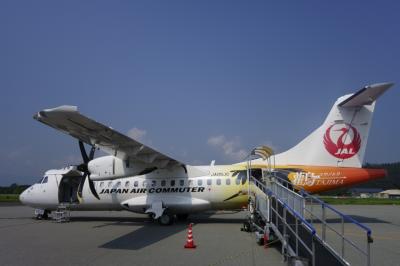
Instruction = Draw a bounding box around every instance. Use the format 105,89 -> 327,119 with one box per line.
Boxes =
77,173 -> 87,203
88,177 -> 100,200
77,141 -> 99,200
89,146 -> 95,160
237,171 -> 247,185
79,141 -> 89,163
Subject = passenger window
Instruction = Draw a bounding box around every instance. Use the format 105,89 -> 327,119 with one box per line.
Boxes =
179,180 -> 184,186
171,180 -> 175,187
125,181 -> 130,187
116,181 -> 121,187
226,179 -> 231,185
161,180 -> 166,186
188,179 -> 193,186
235,179 -> 240,185
143,181 -> 147,187
108,181 -> 113,187
207,179 -> 212,186
100,182 -> 104,188
42,176 -> 48,184
216,179 -> 221,185
151,180 -> 156,187
134,181 -> 138,187
197,179 -> 203,186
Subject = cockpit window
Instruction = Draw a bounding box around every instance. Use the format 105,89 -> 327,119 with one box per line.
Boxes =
37,176 -> 48,184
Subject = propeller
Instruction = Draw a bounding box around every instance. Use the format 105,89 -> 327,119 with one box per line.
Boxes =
77,141 -> 100,201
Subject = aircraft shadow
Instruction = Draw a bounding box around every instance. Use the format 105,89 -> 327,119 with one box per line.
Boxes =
99,223 -> 187,250
98,212 -> 245,250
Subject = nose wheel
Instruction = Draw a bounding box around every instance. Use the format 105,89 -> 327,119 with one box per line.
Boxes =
35,209 -> 50,220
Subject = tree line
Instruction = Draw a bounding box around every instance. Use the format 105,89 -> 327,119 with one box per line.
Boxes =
0,184 -> 30,195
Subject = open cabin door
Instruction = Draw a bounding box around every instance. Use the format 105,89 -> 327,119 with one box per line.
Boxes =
250,168 -> 262,181
57,168 -> 83,204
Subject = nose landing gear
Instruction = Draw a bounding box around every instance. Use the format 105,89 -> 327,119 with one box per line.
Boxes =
35,209 -> 50,220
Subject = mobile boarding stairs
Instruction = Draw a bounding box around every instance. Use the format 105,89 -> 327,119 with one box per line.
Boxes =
244,162 -> 373,266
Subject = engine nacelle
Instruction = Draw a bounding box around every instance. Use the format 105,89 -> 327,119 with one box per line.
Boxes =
88,155 -> 149,180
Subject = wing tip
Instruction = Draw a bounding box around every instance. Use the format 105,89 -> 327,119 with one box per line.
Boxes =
34,105 -> 78,120
43,105 -> 78,113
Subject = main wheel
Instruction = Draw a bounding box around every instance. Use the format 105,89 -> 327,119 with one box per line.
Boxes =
242,221 -> 251,232
176,214 -> 189,221
158,212 -> 174,225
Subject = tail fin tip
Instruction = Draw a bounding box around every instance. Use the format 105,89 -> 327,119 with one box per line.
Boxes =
338,82 -> 394,108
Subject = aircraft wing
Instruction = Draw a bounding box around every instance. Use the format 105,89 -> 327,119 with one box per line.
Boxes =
34,105 -> 184,169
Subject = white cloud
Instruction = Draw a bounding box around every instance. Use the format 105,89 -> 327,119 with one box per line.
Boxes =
127,127 -> 152,145
207,135 -> 248,161
207,135 -> 225,146
127,127 -> 147,142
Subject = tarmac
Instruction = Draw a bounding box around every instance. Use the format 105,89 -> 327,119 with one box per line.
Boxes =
0,204 -> 282,266
0,204 -> 399,266
330,205 -> 400,266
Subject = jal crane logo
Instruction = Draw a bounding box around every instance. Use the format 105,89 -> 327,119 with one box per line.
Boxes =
323,123 -> 361,159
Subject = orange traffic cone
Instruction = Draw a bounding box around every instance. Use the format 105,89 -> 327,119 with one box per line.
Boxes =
264,232 -> 269,248
184,223 -> 196,249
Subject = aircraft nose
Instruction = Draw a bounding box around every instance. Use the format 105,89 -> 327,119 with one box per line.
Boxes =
19,188 -> 30,205
19,190 -> 26,204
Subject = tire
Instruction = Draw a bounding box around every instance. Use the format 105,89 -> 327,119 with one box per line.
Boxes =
158,213 -> 174,225
176,214 -> 189,221
36,214 -> 43,220
42,211 -> 49,220
243,221 -> 251,232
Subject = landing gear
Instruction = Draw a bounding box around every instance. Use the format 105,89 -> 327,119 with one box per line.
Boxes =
35,209 -> 50,220
241,220 -> 252,232
158,212 -> 174,226
176,214 -> 189,221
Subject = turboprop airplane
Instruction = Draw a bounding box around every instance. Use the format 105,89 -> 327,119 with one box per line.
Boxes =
20,83 -> 393,225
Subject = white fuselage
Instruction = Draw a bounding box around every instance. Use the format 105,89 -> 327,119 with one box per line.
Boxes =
19,165 -> 249,214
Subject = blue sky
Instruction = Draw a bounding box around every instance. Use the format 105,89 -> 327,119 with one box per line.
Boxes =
0,1 -> 399,185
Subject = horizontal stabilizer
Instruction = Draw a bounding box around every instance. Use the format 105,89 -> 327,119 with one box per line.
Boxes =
338,83 -> 393,107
